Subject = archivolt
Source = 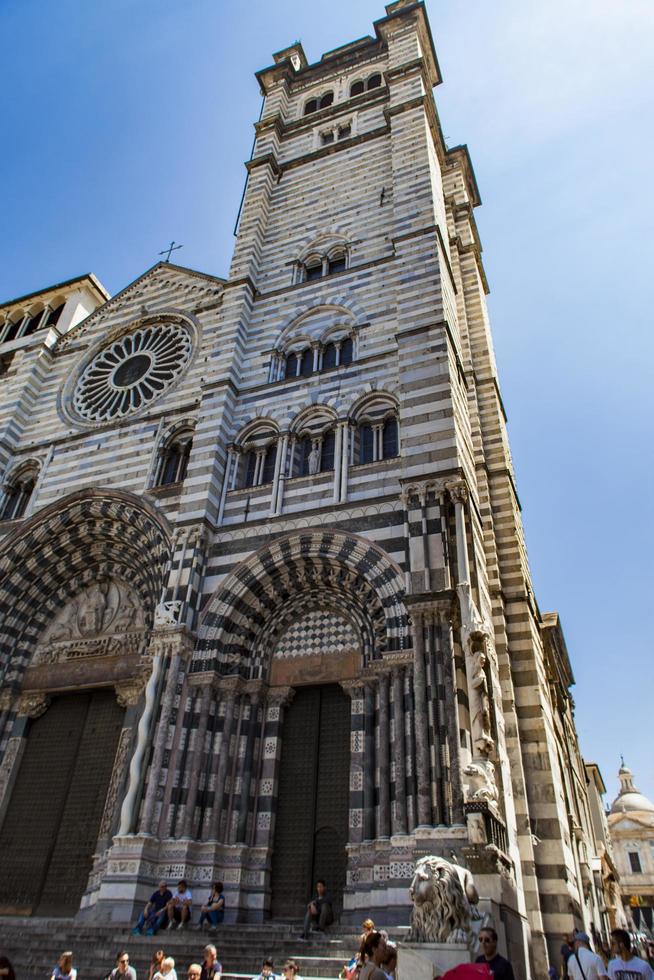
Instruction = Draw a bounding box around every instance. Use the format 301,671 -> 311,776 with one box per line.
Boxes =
0,488 -> 172,687
197,528 -> 409,678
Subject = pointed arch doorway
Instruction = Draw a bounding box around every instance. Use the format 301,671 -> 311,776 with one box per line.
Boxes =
270,684 -> 350,919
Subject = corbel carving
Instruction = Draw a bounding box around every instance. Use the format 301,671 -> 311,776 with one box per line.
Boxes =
19,692 -> 50,718
115,677 -> 146,708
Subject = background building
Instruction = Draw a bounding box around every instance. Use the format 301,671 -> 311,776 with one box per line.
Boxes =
608,764 -> 654,941
0,2 -> 611,975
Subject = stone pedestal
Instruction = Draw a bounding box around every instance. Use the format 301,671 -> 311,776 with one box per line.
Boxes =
398,943 -> 470,979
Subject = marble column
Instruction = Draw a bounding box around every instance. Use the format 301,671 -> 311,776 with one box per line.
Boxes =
391,668 -> 407,835
339,421 -> 349,503
341,682 -> 365,845
181,682 -> 213,838
363,681 -> 376,840
140,652 -> 181,834
412,611 -> 432,826
207,686 -> 238,841
377,672 -> 391,839
236,693 -> 260,843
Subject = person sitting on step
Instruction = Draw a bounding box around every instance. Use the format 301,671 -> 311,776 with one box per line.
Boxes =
301,878 -> 334,938
133,881 -> 173,935
51,951 -> 77,980
200,944 -> 222,980
108,951 -> 136,980
198,880 -> 225,930
251,958 -> 277,979
147,951 -> 165,980
153,956 -> 177,980
166,879 -> 193,930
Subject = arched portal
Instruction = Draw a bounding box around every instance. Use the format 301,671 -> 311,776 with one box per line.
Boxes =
196,530 -> 409,918
0,489 -> 171,916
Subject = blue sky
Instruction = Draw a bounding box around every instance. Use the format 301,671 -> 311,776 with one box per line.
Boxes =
2,0 -> 653,803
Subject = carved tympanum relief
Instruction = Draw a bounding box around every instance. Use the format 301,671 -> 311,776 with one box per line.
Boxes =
34,578 -> 146,664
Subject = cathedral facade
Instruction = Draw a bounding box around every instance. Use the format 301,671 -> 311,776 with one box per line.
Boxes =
0,3 -> 609,975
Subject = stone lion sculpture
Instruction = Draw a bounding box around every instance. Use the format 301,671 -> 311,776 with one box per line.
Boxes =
408,855 -> 480,945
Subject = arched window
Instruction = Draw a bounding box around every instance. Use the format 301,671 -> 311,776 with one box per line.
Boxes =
154,430 -> 193,488
382,417 -> 399,459
319,92 -> 333,109
340,336 -> 353,366
322,342 -> 337,370
43,303 -> 64,330
304,98 -> 318,116
294,435 -> 313,477
261,444 -> 277,484
244,450 -> 257,488
0,466 -> 38,521
284,352 -> 298,379
22,308 -> 44,337
359,424 -> 374,465
321,429 -> 336,471
304,92 -> 333,116
236,425 -> 279,489
300,347 -> 313,377
328,252 -> 346,275
3,315 -> 24,344
304,259 -> 323,281
350,80 -> 365,97
367,73 -> 382,90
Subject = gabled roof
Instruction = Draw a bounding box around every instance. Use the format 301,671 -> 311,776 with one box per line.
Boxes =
59,261 -> 226,346
0,272 -> 110,311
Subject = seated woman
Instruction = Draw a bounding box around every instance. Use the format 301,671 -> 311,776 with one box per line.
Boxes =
198,881 -> 225,930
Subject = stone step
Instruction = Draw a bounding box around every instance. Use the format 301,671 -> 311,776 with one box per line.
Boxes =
0,919 -> 410,980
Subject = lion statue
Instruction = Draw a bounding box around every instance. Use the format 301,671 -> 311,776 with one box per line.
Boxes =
408,855 -> 480,946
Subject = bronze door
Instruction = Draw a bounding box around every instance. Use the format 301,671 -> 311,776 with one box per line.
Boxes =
271,684 -> 350,918
0,689 -> 124,916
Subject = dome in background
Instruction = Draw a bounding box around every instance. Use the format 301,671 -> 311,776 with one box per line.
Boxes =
609,763 -> 654,815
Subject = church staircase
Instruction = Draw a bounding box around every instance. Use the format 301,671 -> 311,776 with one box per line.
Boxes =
0,919 -> 409,979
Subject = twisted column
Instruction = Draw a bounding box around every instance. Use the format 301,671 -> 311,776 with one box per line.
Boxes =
140,652 -> 181,834
236,693 -> 260,843
363,681 -> 376,840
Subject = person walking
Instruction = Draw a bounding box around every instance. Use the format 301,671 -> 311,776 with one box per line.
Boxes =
567,932 -> 609,980
608,930 -> 653,980
51,951 -> 77,980
475,927 -> 515,980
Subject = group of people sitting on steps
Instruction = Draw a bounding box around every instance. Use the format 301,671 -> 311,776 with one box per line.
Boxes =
49,944 -> 223,980
132,880 -> 225,935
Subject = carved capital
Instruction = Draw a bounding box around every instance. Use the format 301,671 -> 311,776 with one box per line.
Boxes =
19,692 -> 50,718
0,689 -> 15,711
446,480 -> 468,505
149,625 -> 195,660
267,686 -> 295,708
115,677 -> 145,708
339,679 -> 365,699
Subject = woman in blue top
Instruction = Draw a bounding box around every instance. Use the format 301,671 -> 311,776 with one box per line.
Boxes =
198,881 -> 225,929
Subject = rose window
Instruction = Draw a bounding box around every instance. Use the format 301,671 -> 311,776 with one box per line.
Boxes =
72,322 -> 192,422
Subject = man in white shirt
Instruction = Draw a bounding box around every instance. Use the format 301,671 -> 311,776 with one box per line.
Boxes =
608,929 -> 653,980
567,931 -> 609,980
166,878 -> 193,929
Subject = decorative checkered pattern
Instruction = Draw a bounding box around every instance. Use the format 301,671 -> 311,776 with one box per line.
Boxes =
273,607 -> 358,659
0,489 -> 171,689
196,528 -> 409,678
